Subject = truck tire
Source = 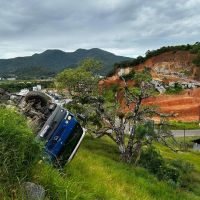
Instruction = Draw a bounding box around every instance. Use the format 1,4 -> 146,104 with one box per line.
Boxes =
25,91 -> 51,107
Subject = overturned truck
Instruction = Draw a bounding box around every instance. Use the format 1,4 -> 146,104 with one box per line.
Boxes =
0,89 -> 85,167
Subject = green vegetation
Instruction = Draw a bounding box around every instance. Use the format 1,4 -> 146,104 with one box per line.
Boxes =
173,136 -> 199,150
165,83 -> 183,95
15,66 -> 56,79
168,121 -> 199,130
33,136 -> 200,200
0,107 -> 200,199
102,84 -> 119,102
0,107 -> 41,197
121,70 -> 135,81
140,146 -> 195,187
0,80 -> 53,92
0,48 -> 130,78
1,60 -> 200,199
55,58 -> 101,96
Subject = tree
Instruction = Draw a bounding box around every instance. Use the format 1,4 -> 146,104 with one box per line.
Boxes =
94,69 -> 177,164
78,57 -> 103,74
55,58 -> 102,97
55,58 -> 103,129
56,63 -> 177,164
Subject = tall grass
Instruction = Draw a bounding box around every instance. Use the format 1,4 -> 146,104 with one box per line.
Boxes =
1,107 -> 200,199
0,107 -> 41,197
33,136 -> 200,200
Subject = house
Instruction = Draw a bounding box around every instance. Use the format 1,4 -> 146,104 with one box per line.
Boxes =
33,85 -> 42,91
7,77 -> 16,81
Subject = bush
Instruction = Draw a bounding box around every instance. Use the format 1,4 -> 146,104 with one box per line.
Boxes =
170,159 -> 195,188
139,146 -> 195,188
0,107 -> 41,191
102,84 -> 119,103
121,70 -> 135,81
193,52 -> 200,67
165,83 -> 183,94
139,146 -> 165,177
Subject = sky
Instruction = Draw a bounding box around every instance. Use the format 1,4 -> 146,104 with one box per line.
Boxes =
0,0 -> 200,59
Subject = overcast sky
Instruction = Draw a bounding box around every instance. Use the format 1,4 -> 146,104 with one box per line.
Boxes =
0,0 -> 200,58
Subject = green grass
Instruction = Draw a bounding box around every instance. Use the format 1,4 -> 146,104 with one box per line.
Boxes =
168,121 -> 200,130
32,136 -> 200,200
1,107 -> 200,199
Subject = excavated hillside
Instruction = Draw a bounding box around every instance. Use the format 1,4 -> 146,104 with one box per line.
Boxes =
100,50 -> 200,122
112,51 -> 199,81
134,51 -> 199,81
117,88 -> 200,122
145,88 -> 200,121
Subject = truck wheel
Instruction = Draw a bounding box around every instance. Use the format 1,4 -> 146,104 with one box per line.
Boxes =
25,91 -> 51,107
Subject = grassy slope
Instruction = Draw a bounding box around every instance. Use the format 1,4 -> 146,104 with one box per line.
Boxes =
168,121 -> 200,130
33,136 -> 200,200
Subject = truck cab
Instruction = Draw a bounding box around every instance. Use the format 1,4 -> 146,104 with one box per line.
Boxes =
38,105 -> 85,167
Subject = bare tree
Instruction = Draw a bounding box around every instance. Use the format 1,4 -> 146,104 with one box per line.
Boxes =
92,74 -> 177,164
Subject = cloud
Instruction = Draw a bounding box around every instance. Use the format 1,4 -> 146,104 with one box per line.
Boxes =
0,0 -> 200,58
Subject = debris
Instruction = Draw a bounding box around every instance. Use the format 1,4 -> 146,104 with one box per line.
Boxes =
151,80 -> 166,94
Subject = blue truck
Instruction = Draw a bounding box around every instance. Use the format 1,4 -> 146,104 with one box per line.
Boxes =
21,91 -> 85,167
37,105 -> 85,167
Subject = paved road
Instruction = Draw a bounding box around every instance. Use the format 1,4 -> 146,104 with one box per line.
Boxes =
172,129 -> 200,137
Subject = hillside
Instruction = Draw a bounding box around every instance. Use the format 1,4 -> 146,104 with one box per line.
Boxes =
115,87 -> 200,122
32,136 -> 200,200
2,117 -> 200,200
1,96 -> 200,200
100,80 -> 200,122
101,43 -> 200,122
108,43 -> 200,80
109,50 -> 199,81
0,48 -> 131,78
143,88 -> 200,122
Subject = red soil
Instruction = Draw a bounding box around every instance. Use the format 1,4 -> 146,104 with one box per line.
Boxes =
100,50 -> 200,122
118,88 -> 200,122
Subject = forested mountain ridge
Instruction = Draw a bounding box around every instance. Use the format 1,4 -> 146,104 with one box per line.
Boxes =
0,48 -> 132,78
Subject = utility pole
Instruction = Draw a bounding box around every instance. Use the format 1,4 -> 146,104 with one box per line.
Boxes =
184,127 -> 186,151
199,106 -> 200,127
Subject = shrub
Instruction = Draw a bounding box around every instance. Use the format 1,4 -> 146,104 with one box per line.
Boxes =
121,70 -> 135,81
165,83 -> 183,94
102,85 -> 119,103
193,52 -> 200,67
139,146 -> 165,176
0,107 -> 41,191
139,146 -> 195,188
170,159 -> 195,188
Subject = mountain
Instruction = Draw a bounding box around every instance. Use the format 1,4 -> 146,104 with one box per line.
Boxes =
0,48 -> 132,78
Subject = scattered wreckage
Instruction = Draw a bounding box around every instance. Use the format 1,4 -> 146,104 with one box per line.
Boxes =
0,89 -> 85,167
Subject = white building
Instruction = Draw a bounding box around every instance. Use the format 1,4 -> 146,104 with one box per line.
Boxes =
33,85 -> 42,91
7,77 -> 16,81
